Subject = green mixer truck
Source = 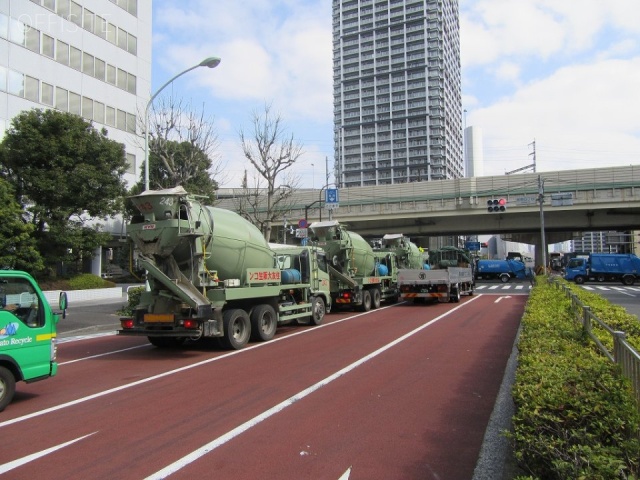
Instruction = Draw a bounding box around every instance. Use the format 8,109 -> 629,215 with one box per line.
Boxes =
118,187 -> 331,350
308,222 -> 423,311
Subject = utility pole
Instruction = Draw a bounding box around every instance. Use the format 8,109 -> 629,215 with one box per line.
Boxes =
529,139 -> 536,173
538,175 -> 547,275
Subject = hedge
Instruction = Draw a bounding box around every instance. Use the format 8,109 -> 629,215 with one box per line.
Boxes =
510,277 -> 640,479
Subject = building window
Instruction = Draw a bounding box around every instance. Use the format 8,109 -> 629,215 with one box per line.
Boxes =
95,15 -> 107,39
43,0 -> 55,10
8,18 -> 25,45
117,68 -> 127,89
94,59 -> 106,81
42,34 -> 55,57
83,9 -> 95,33
56,40 -> 69,65
106,65 -> 116,85
69,1 -> 82,27
25,26 -> 40,53
126,73 -> 136,94
106,106 -> 115,126
82,53 -> 94,75
41,82 -> 54,105
94,101 -> 105,123
117,27 -> 127,50
7,70 -> 24,97
56,0 -> 70,18
70,46 -> 82,70
55,87 -> 68,111
106,22 -> 116,44
69,91 -> 81,115
125,152 -> 136,174
126,113 -> 136,133
127,33 -> 137,55
116,109 -> 126,130
25,76 -> 39,102
0,66 -> 7,92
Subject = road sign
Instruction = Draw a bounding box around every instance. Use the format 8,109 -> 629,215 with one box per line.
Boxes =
325,188 -> 339,210
295,228 -> 308,238
298,219 -> 308,228
465,241 -> 481,251
515,196 -> 537,206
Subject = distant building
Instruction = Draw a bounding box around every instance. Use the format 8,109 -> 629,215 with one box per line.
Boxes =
0,0 -> 151,186
464,125 -> 483,177
332,0 -> 463,187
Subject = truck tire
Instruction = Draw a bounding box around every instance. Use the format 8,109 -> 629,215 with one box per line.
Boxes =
450,287 -> 461,303
250,304 -> 277,342
359,290 -> 372,312
622,275 -> 635,286
371,288 -> 381,309
309,296 -> 325,326
499,273 -> 510,283
0,366 -> 16,412
574,275 -> 585,285
596,274 -> 605,282
222,309 -> 251,350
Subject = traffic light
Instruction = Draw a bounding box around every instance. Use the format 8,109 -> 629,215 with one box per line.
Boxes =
487,198 -> 507,213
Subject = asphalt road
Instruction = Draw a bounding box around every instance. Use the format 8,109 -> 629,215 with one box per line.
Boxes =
58,296 -> 127,338
1,294 -> 526,479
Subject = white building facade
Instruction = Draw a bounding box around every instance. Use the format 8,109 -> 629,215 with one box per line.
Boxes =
0,0 -> 151,186
332,0 -> 463,188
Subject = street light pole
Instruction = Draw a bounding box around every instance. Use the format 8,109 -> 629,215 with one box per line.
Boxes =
144,56 -> 221,191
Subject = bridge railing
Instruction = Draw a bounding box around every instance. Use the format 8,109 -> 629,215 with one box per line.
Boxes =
551,278 -> 640,407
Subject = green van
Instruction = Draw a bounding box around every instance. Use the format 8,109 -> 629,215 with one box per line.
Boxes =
0,270 -> 67,411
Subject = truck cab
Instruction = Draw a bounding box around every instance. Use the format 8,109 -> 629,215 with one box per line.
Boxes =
0,270 -> 67,411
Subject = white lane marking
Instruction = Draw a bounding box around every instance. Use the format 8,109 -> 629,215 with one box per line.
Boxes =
0,302 -> 401,429
339,466 -> 352,479
59,344 -> 150,365
494,296 -> 512,303
58,332 -> 118,343
0,432 -> 97,474
145,296 -> 483,479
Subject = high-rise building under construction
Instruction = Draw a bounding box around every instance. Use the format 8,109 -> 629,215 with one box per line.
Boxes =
333,0 -> 463,187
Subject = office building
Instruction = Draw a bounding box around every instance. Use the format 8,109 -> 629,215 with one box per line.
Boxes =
332,0 -> 463,188
0,0 -> 151,186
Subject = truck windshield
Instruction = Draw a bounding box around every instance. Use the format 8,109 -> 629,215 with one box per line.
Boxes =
0,277 -> 42,328
566,258 -> 583,268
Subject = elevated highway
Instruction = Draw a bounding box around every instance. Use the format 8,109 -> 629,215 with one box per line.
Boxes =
216,165 -> 640,252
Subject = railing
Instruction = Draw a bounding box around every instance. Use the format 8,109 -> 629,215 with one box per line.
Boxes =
552,279 -> 640,406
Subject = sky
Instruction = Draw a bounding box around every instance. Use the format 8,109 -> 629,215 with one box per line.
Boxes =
151,0 -> 640,189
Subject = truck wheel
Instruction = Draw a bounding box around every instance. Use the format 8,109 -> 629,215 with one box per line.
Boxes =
450,288 -> 461,303
499,274 -> 510,283
250,304 -> 277,342
574,275 -> 585,285
372,288 -> 382,309
147,337 -> 185,348
596,275 -> 605,282
359,290 -> 372,312
0,366 -> 16,412
622,275 -> 635,286
309,296 -> 325,326
222,309 -> 251,350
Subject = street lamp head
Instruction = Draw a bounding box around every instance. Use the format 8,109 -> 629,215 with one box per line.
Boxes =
200,57 -> 221,69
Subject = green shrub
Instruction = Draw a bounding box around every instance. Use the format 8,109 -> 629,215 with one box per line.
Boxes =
510,279 -> 640,479
117,286 -> 144,316
67,273 -> 115,290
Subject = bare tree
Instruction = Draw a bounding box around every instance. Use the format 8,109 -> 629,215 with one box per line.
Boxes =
238,103 -> 303,241
139,96 -> 226,202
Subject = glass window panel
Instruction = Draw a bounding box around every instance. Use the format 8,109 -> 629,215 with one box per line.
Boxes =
43,0 -> 55,10
106,106 -> 116,126
8,70 -> 24,97
69,1 -> 82,27
127,0 -> 138,16
82,53 -> 94,75
42,34 -> 54,57
56,40 -> 69,65
95,16 -> 107,39
126,113 -> 136,133
117,68 -> 127,89
0,13 -> 9,40
0,65 -> 7,92
25,27 -> 40,53
57,0 -> 70,18
127,73 -> 136,94
126,153 -> 136,175
25,76 -> 39,102
127,33 -> 137,55
69,91 -> 81,115
82,97 -> 93,119
83,9 -> 95,33
55,87 -> 68,111
117,28 -> 127,50
106,23 -> 116,44
117,109 -> 126,130
41,82 -> 54,105
94,101 -> 105,123
70,46 -> 82,70
9,18 -> 25,45
94,58 -> 106,80
106,65 -> 116,84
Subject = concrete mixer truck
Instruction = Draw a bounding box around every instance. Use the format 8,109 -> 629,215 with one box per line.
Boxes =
118,187 -> 331,349
308,221 -> 404,311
